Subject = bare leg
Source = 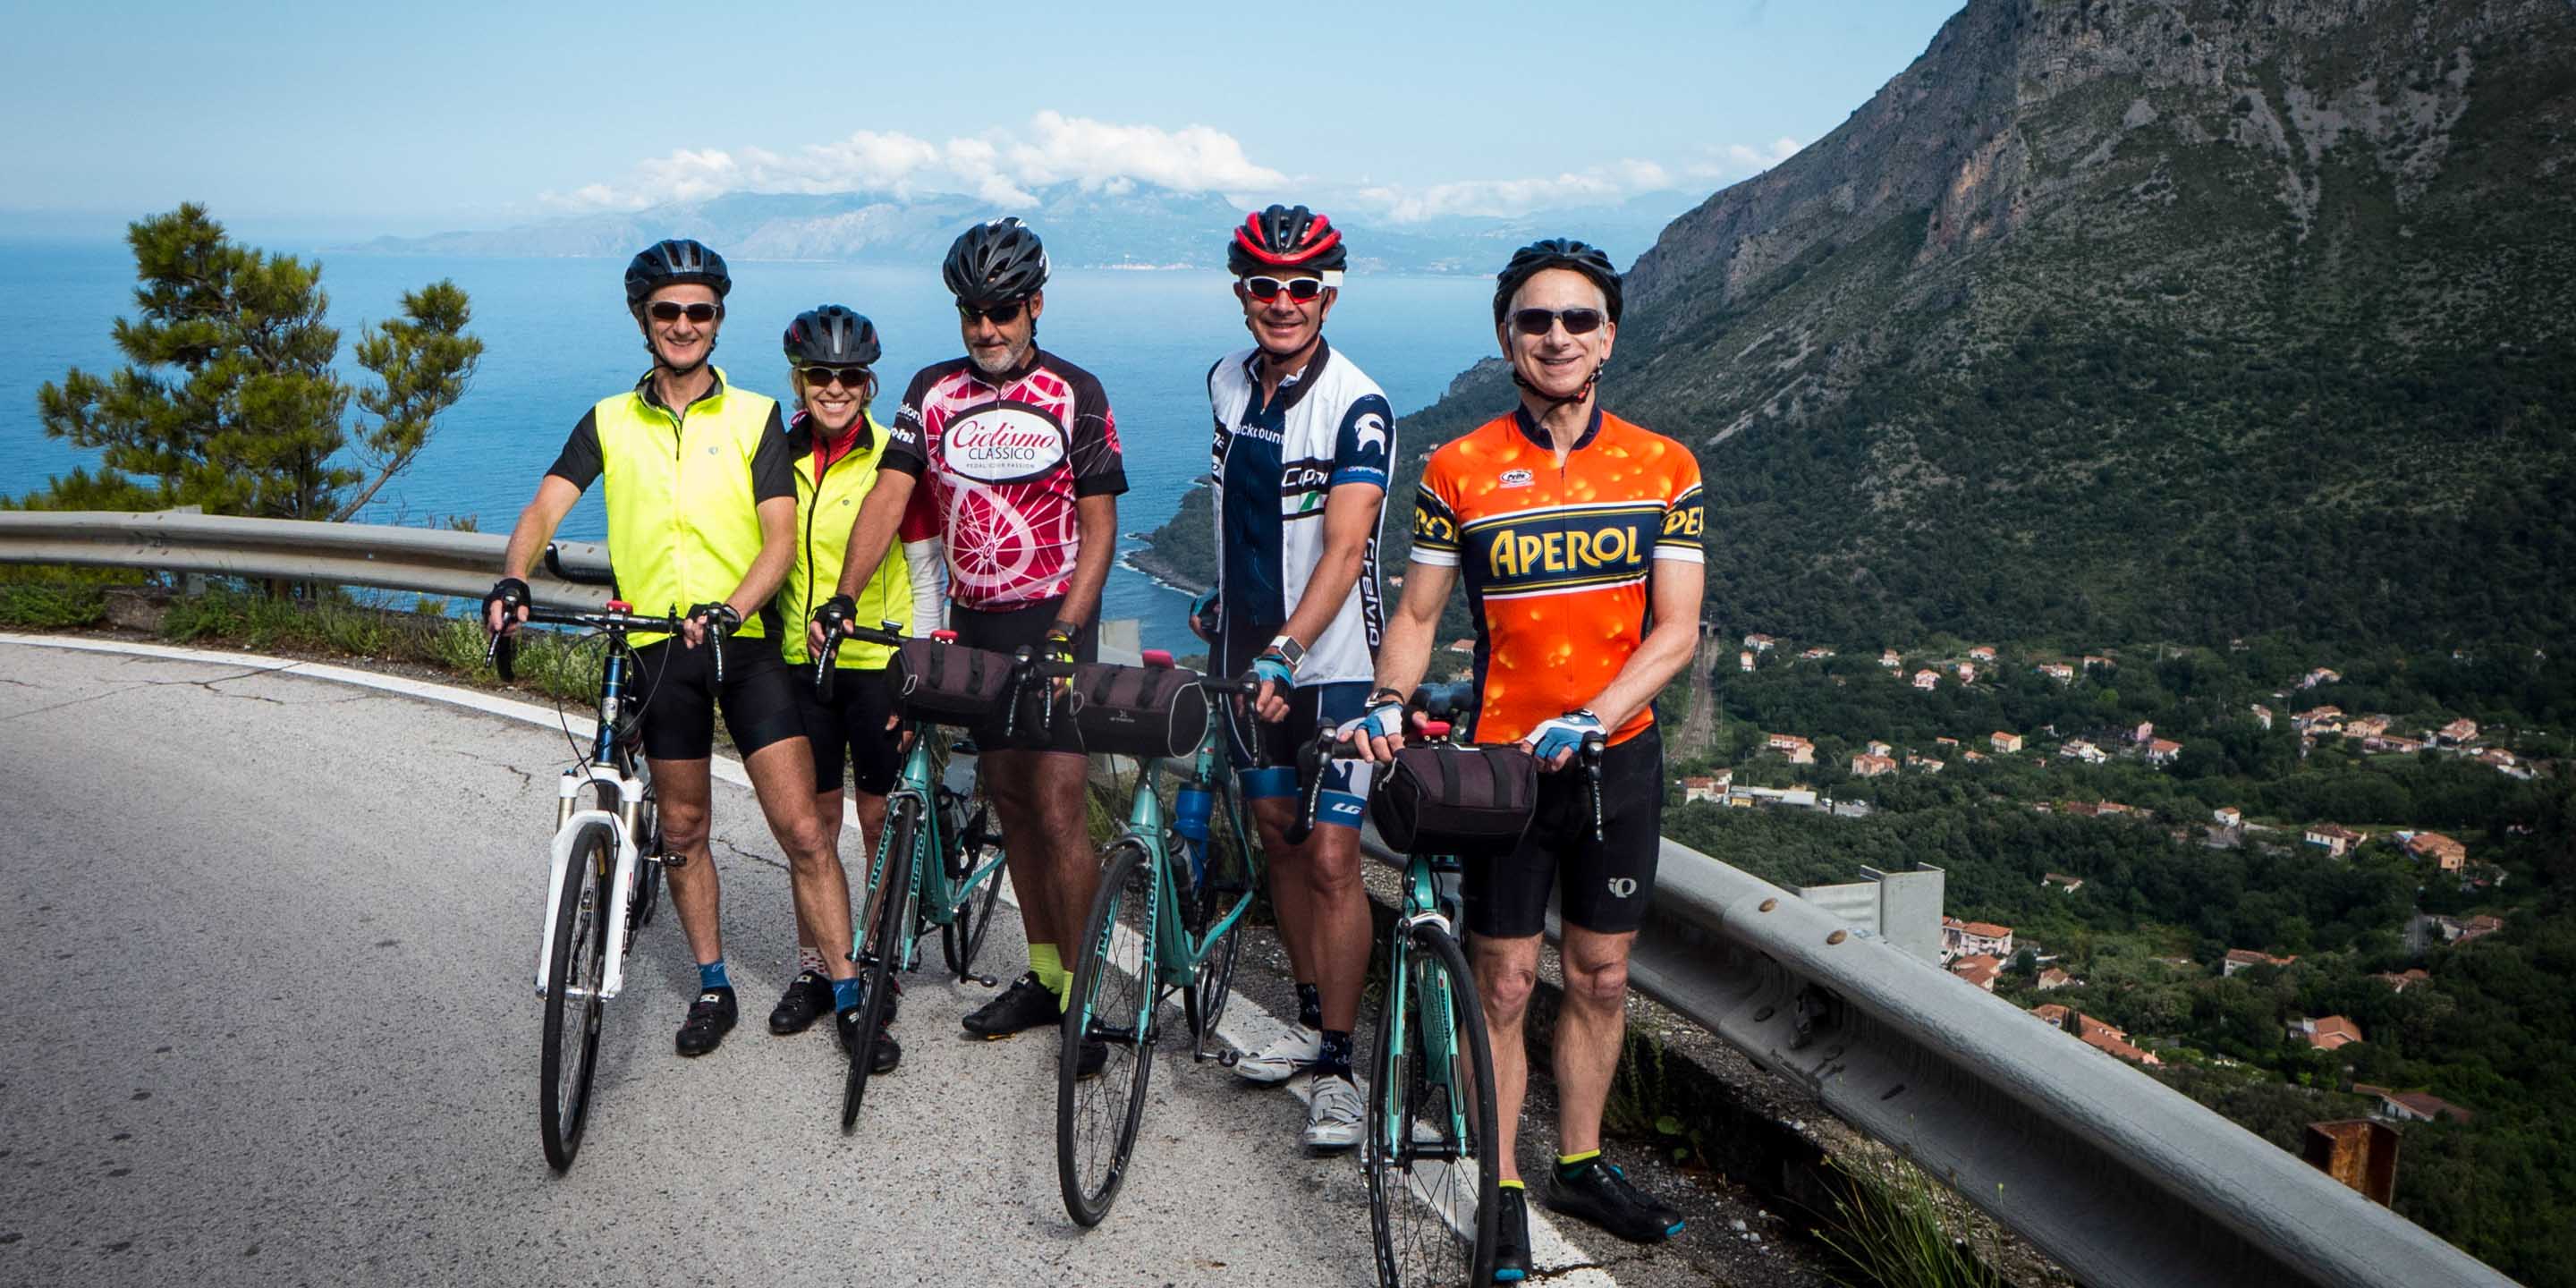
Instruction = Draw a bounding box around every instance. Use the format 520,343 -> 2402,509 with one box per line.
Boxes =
1250,798 -> 1372,1033
1028,751 -> 1097,954
1252,799 -> 1318,986
742,738 -> 852,983
1552,924 -> 1637,1159
983,750 -> 1057,949
1470,932 -> 1544,1184
651,757 -> 724,967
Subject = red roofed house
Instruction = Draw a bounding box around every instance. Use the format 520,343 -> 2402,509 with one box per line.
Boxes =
1739,649 -> 1756,673
2352,1085 -> 2473,1125
1865,740 -> 1894,758
2343,715 -> 2390,740
2038,663 -> 2075,683
1743,633 -> 1777,652
1950,953 -> 2003,991
1680,775 -> 1729,804
2031,1003 -> 2072,1025
2250,704 -> 2275,730
1912,669 -> 1939,691
1766,733 -> 1816,765
1880,648 -> 1902,668
2223,948 -> 2297,977
1941,917 -> 2013,961
1448,638 -> 1476,655
1991,731 -> 2025,753
2405,832 -> 2468,870
1852,753 -> 1899,778
1801,646 -> 1836,661
1956,662 -> 1979,682
2305,824 -> 2366,858
2437,718 -> 2479,745
2214,806 -> 2243,828
2301,667 -> 2342,689
2040,1010 -> 2162,1066
2037,967 -> 2074,991
1970,646 -> 1997,662
2147,738 -> 2183,766
2296,1015 -> 2365,1051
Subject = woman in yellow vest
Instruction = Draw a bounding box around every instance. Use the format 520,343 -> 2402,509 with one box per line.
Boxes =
767,305 -> 917,1072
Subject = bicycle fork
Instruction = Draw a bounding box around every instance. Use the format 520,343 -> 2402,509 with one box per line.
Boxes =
534,767 -> 654,1003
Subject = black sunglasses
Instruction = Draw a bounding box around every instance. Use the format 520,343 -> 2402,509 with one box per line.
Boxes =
1241,275 -> 1328,303
956,300 -> 1027,326
801,366 -> 871,389
1510,307 -> 1606,336
648,301 -> 721,323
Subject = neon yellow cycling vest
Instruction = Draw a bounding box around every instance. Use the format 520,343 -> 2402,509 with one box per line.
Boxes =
778,415 -> 911,670
595,367 -> 779,645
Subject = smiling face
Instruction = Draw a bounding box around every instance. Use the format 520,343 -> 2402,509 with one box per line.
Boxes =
1498,267 -> 1615,402
640,283 -> 723,371
797,366 -> 871,434
1234,270 -> 1335,361
961,290 -> 1042,376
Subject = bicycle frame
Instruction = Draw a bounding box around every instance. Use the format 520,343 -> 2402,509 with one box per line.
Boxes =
1128,716 -> 1259,996
530,631 -> 657,1003
1380,854 -> 1475,1148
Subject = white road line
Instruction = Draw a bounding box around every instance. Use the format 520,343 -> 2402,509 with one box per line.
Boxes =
1,632 -> 1622,1284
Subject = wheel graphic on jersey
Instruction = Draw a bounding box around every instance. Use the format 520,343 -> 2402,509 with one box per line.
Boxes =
945,479 -> 1039,596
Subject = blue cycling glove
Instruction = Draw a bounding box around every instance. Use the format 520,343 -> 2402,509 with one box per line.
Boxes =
1250,646 -> 1296,695
1188,588 -> 1220,643
1524,709 -> 1605,763
1347,694 -> 1408,746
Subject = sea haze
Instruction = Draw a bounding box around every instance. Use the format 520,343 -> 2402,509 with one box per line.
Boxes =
0,242 -> 1498,652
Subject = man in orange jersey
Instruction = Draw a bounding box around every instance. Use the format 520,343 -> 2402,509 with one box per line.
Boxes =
1353,239 -> 1703,1275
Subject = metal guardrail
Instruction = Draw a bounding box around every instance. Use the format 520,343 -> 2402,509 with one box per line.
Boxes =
0,511 -> 614,610
2,512 -> 2518,1288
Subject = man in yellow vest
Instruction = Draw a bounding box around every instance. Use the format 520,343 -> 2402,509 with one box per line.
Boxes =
485,239 -> 843,1060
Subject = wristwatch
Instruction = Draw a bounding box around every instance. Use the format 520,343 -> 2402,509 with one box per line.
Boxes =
1267,634 -> 1307,670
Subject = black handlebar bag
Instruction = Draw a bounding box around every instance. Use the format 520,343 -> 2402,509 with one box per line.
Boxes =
1369,744 -> 1539,858
892,639 -> 1017,727
1068,662 -> 1210,760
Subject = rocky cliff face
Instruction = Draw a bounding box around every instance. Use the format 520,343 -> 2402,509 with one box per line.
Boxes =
1403,0 -> 2576,648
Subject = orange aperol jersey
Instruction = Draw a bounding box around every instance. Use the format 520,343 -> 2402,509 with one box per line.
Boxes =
1411,406 -> 1705,746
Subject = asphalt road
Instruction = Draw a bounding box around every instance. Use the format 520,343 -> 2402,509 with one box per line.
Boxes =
0,638 -> 1639,1288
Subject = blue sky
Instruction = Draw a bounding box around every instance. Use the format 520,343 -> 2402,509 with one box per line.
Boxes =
4,0 -> 1963,239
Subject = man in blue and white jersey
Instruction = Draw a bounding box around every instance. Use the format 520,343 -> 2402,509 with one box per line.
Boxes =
1192,205 -> 1394,1152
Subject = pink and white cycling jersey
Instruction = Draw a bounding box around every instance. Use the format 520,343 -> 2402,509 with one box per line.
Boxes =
880,350 -> 1127,611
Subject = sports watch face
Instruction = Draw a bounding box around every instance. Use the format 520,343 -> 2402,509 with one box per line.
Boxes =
939,400 -> 1069,485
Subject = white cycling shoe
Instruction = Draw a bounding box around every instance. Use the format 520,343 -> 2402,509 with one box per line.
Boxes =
1232,1028 -> 1322,1084
1302,1072 -> 1366,1152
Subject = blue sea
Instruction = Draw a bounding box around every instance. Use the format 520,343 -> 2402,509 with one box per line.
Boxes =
0,240 -> 1498,654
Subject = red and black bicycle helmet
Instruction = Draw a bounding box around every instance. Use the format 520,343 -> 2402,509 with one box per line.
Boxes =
1228,204 -> 1347,276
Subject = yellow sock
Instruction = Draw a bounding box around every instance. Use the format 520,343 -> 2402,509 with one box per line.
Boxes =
1556,1148 -> 1602,1179
1499,1178 -> 1526,1191
1030,943 -> 1066,1000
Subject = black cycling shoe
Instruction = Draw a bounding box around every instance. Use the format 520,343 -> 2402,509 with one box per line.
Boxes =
1543,1157 -> 1685,1244
1073,1033 -> 1108,1080
837,1006 -> 901,1075
675,987 -> 737,1057
962,971 -> 1062,1038
767,970 -> 835,1035
1493,1185 -> 1532,1282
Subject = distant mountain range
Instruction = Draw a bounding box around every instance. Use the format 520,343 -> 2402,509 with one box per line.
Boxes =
334,183 -> 1702,275
1149,0 -> 2576,654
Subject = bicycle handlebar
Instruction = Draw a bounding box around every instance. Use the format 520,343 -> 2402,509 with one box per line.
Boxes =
812,619 -> 907,702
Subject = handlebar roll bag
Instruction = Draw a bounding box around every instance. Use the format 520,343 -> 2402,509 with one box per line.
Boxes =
891,638 -> 1017,726
1369,745 -> 1538,858
1068,662 -> 1211,760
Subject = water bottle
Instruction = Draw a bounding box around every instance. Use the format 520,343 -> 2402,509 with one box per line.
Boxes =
1173,778 -> 1215,894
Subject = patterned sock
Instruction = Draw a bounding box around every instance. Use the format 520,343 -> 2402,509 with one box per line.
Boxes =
1030,943 -> 1066,998
697,958 -> 731,991
832,975 -> 862,1013
799,945 -> 828,976
1296,982 -> 1323,1031
1555,1148 -> 1603,1181
1315,1029 -> 1355,1078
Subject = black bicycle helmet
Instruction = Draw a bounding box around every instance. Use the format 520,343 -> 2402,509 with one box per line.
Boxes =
1491,238 -> 1623,326
1228,204 -> 1347,276
624,238 -> 732,317
942,217 -> 1050,306
782,305 -> 882,368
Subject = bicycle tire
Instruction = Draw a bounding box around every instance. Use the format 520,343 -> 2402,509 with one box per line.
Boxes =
1367,922 -> 1499,1287
538,820 -> 615,1173
842,798 -> 919,1132
1179,822 -> 1244,1054
1057,839 -> 1158,1226
938,793 -> 1006,979
631,760 -> 663,931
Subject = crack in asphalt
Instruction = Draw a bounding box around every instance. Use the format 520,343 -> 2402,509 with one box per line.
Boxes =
715,836 -> 790,873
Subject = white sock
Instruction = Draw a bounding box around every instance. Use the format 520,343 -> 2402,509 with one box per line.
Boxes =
798,945 -> 827,976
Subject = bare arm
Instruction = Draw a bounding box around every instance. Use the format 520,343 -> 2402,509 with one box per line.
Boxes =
727,496 -> 801,617
1056,493 -> 1117,630
1277,481 -> 1381,653
487,475 -> 581,632
1357,560 -> 1457,762
1565,559 -> 1704,734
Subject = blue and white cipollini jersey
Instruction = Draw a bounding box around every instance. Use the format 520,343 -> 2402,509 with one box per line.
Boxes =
1206,339 -> 1394,687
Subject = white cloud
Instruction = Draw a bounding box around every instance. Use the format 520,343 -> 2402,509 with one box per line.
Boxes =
545,113 -> 1282,213
1347,159 -> 1676,224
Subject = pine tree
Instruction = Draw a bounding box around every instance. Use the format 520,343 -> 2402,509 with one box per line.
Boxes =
30,203 -> 482,521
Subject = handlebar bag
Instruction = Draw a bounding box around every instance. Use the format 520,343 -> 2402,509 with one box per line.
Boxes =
1068,662 -> 1211,760
892,638 -> 1017,726
1369,744 -> 1538,858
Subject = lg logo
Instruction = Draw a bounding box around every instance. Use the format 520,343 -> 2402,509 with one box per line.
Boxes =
1606,877 -> 1639,899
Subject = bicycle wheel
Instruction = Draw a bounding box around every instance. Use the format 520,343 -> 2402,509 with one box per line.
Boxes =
1179,823 -> 1244,1055
1057,840 -> 1159,1226
938,791 -> 1006,980
843,797 -> 919,1131
539,820 -> 615,1173
1367,923 -> 1499,1287
631,760 -> 663,931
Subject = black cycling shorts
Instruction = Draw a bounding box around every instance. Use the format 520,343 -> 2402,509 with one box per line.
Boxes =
630,634 -> 806,762
1216,627 -> 1372,828
948,598 -> 1096,755
1463,724 -> 1664,938
798,662 -> 903,796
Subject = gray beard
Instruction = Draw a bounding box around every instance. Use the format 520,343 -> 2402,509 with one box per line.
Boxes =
969,337 -> 1034,377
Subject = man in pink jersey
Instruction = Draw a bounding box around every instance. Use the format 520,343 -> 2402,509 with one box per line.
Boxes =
813,218 -> 1123,1076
